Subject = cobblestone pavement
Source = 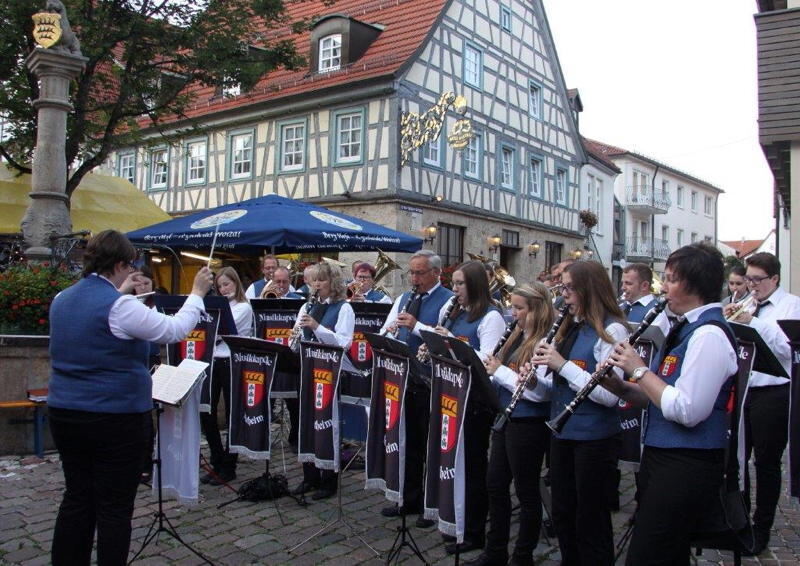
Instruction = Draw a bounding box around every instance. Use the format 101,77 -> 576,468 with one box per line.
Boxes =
2,423 -> 800,565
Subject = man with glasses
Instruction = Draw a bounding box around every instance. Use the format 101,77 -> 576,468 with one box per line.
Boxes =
378,250 -> 454,526
246,255 -> 296,299
723,252 -> 800,555
259,266 -> 303,299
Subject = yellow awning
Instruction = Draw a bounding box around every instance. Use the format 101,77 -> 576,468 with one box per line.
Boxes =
0,165 -> 171,235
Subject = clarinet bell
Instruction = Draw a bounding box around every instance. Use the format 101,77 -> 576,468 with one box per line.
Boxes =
545,406 -> 572,434
492,412 -> 510,433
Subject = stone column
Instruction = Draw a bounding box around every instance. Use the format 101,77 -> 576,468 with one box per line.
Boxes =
20,48 -> 87,261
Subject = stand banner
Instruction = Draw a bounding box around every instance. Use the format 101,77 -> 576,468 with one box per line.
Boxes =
365,349 -> 409,503
298,341 -> 344,471
227,344 -> 278,459
618,339 -> 654,465
789,338 -> 800,498
162,308 -> 220,413
423,355 -> 471,542
734,340 -> 756,492
342,308 -> 389,403
252,300 -> 303,397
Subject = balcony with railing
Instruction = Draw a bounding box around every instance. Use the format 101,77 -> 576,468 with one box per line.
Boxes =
625,185 -> 671,214
625,237 -> 670,262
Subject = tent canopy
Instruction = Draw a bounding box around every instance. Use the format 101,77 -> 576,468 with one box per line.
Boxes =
0,165 -> 171,235
127,194 -> 422,254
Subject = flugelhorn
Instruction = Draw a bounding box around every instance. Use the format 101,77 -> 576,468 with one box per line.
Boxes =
726,294 -> 756,322
346,280 -> 365,300
492,304 -> 570,433
545,298 -> 668,435
259,281 -> 281,299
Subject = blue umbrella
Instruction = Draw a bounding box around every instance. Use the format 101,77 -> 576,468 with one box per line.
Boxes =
127,194 -> 422,254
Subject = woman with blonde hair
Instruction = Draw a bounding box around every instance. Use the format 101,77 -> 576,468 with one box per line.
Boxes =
471,283 -> 555,566
200,266 -> 253,485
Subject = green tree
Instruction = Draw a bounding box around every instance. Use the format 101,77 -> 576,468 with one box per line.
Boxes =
0,0 -> 312,198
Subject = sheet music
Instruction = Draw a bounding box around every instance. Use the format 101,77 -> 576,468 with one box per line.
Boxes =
152,359 -> 209,406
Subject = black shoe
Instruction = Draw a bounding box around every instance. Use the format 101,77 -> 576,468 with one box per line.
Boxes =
200,472 -> 215,485
463,552 -> 507,566
311,487 -> 336,500
209,470 -> 236,486
415,517 -> 435,528
139,472 -> 152,485
508,556 -> 534,566
741,529 -> 769,556
292,481 -> 318,495
445,539 -> 483,555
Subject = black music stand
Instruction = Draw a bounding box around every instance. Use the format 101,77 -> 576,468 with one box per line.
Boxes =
730,322 -> 789,378
778,320 -> 800,498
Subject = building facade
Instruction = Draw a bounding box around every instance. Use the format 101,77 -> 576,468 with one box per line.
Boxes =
103,0 -> 588,291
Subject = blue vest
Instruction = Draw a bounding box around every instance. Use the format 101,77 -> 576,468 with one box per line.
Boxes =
448,306 -> 501,350
365,289 -> 387,302
49,276 -> 152,413
252,278 -> 268,297
319,300 -> 345,331
285,291 -> 304,299
397,286 -> 454,354
643,308 -> 734,449
550,322 -> 621,440
628,297 -> 658,324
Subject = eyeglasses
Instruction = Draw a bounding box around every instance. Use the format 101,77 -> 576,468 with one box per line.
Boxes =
406,268 -> 433,277
355,275 -> 373,280
744,275 -> 771,284
561,283 -> 576,294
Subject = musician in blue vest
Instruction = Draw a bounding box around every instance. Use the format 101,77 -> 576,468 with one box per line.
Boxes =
474,283 -> 555,566
531,260 -> 628,566
291,261 -> 355,500
607,242 -> 739,564
620,263 -> 658,324
378,250 -> 453,527
259,266 -> 304,299
349,262 -> 392,304
245,254 -> 297,299
433,260 -> 506,554
48,230 -> 214,566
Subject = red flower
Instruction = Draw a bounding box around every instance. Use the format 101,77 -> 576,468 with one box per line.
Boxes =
38,319 -> 46,325
50,280 -> 58,286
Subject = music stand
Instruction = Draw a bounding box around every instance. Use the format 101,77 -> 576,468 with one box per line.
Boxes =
778,320 -> 800,498
730,322 -> 790,379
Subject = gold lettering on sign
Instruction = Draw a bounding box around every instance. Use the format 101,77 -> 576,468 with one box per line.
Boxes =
400,93 -> 474,166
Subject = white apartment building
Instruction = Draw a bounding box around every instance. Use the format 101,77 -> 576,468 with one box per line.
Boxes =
585,139 -> 722,275
580,138 -> 620,273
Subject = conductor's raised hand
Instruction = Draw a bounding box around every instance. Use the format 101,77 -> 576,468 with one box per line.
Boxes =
117,272 -> 143,295
531,339 -> 565,371
191,266 -> 214,297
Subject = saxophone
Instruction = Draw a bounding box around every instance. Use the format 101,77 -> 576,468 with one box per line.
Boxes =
288,292 -> 318,352
416,296 -> 459,363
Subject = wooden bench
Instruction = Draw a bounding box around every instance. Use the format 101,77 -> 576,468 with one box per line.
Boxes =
0,388 -> 48,457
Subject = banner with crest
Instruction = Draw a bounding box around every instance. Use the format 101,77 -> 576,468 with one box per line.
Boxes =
298,341 -> 344,471
226,338 -> 279,459
618,339 -> 655,465
342,303 -> 390,404
424,354 -> 471,541
251,298 -> 304,397
365,348 -> 409,503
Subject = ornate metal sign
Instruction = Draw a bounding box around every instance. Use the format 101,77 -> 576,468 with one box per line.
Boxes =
32,12 -> 62,48
400,92 -> 474,166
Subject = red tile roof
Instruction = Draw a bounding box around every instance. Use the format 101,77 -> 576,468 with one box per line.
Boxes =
150,0 -> 448,125
581,137 -> 621,173
720,239 -> 765,258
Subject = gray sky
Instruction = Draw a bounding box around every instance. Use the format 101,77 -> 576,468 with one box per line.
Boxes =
543,0 -> 773,242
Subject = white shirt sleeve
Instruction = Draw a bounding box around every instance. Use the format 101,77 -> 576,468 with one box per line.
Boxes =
379,296 -> 403,335
378,294 -> 393,305
558,322 -> 628,408
245,282 -> 257,300
476,310 -> 508,361
659,325 -> 738,427
313,302 -> 355,350
231,301 -> 254,337
748,291 -> 800,383
109,293 -> 206,343
493,364 -> 551,402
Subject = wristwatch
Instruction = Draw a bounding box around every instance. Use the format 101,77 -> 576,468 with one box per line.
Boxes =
630,366 -> 649,383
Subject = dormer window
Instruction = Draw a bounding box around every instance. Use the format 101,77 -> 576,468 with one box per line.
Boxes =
319,34 -> 342,72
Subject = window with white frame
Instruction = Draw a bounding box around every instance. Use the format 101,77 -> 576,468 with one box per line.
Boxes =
661,225 -> 669,242
529,157 -> 542,197
704,195 -> 713,216
185,140 -> 207,184
230,132 -> 253,179
336,112 -> 362,164
529,82 -> 542,119
691,232 -> 698,243
661,179 -> 669,194
281,123 -> 305,171
319,34 -> 341,72
423,137 -> 440,166
500,7 -> 511,31
555,168 -> 567,205
691,190 -> 698,212
595,178 -> 603,219
676,185 -> 684,207
677,229 -> 684,247
500,146 -> 514,189
587,174 -> 596,211
149,148 -> 168,190
464,44 -> 482,88
118,153 -> 135,184
464,134 -> 480,179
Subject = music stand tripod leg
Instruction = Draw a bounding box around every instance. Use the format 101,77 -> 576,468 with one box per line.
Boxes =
128,404 -> 214,566
386,513 -> 429,565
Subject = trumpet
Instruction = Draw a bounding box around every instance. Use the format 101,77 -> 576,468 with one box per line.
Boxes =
380,285 -> 418,337
260,281 -> 281,299
726,294 -> 757,322
288,292 -> 318,352
346,280 -> 365,300
546,298 -> 668,435
492,304 -> 570,433
417,296 -> 459,363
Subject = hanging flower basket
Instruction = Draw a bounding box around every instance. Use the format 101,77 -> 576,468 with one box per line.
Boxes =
579,209 -> 598,231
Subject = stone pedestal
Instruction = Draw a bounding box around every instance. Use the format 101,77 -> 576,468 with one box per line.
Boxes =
20,48 -> 87,261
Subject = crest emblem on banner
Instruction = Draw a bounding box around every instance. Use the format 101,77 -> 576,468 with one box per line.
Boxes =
313,368 -> 334,410
384,382 -> 400,430
349,332 -> 372,363
265,328 -> 291,345
242,369 -> 265,408
440,394 -> 458,453
32,12 -> 62,48
180,329 -> 206,360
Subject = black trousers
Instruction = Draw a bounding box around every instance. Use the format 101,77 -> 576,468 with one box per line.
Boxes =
744,383 -> 790,536
486,417 -> 549,561
464,408 -> 493,544
626,446 -> 724,566
49,408 -> 150,566
199,358 -> 238,474
403,384 -> 430,509
550,434 -> 619,566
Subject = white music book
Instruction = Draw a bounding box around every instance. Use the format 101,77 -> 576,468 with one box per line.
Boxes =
151,359 -> 209,406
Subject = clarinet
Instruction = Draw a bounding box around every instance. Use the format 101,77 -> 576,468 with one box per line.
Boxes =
492,304 -> 570,433
491,319 -> 518,357
288,292 -> 318,352
546,297 -> 668,434
417,296 -> 459,363
380,285 -> 418,337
